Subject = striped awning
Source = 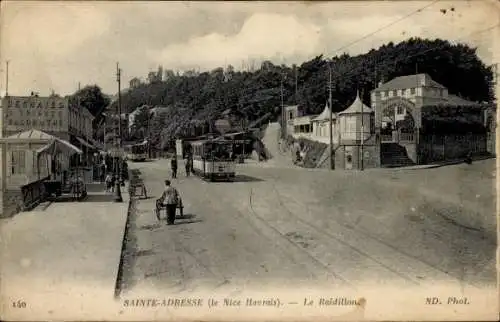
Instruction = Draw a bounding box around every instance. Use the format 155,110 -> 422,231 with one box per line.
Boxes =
75,136 -> 95,150
36,138 -> 83,156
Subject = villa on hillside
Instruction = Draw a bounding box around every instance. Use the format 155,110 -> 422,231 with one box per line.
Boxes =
282,73 -> 492,169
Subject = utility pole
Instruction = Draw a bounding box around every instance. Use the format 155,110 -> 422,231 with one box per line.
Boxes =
328,62 -> 334,170
5,60 -> 9,97
114,62 -> 123,202
294,64 -> 298,104
281,73 -> 285,139
360,89 -> 364,171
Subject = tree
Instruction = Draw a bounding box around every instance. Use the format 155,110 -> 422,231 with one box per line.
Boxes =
130,106 -> 152,139
70,85 -> 110,117
106,38 -> 494,145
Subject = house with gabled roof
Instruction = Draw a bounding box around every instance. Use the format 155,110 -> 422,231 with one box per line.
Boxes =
371,73 -> 488,166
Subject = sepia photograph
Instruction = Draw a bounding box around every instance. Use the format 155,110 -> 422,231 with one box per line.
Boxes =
0,0 -> 498,321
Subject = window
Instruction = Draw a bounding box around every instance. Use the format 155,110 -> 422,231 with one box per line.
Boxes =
11,150 -> 26,175
397,106 -> 404,114
15,100 -> 20,108
51,101 -> 56,108
289,111 -> 294,120
33,120 -> 37,126
23,101 -> 28,108
410,88 -> 416,94
8,119 -> 12,125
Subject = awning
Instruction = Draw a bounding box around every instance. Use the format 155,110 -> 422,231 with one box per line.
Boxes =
36,138 -> 83,156
75,136 -> 95,150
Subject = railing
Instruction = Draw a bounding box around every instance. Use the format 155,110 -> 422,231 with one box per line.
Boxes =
21,177 -> 49,210
399,133 -> 415,142
380,134 -> 393,142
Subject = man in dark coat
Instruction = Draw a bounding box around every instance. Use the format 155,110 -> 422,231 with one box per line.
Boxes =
171,156 -> 178,178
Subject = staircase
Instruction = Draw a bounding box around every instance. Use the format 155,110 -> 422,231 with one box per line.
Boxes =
380,143 -> 415,167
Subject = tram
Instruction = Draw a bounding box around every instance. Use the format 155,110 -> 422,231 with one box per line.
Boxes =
124,141 -> 148,162
191,138 -> 236,181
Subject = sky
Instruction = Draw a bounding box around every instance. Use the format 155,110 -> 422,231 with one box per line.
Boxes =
0,0 -> 499,96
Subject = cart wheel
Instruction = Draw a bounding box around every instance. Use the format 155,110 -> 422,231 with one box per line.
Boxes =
155,207 -> 161,221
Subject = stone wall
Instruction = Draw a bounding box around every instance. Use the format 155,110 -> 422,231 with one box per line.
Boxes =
1,188 -> 24,218
333,144 -> 378,170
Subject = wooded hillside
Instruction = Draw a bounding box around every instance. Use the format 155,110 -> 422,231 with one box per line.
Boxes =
109,37 -> 494,148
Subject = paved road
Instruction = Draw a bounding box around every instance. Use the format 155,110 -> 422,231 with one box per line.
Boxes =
121,158 -> 496,298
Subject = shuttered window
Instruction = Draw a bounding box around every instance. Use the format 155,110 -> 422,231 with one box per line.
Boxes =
11,150 -> 26,175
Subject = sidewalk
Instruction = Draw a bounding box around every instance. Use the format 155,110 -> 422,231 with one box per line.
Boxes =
0,186 -> 130,320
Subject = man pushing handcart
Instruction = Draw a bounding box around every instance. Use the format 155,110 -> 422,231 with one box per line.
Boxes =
155,179 -> 183,225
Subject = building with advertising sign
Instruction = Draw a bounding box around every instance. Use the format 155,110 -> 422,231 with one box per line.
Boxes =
0,93 -> 95,149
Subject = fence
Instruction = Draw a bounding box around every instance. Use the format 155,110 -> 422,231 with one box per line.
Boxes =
380,132 -> 415,143
21,178 -> 48,211
399,132 -> 415,142
419,133 -> 487,163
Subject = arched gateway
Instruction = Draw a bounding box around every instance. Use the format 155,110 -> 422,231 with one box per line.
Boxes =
377,97 -> 419,143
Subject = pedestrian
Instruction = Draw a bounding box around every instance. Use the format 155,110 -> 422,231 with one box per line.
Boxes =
105,173 -> 113,192
465,151 -> 473,164
100,162 -> 106,183
159,179 -> 181,225
185,157 -> 191,177
171,156 -> 178,178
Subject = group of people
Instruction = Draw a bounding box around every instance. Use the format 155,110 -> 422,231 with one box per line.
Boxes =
169,155 -> 193,179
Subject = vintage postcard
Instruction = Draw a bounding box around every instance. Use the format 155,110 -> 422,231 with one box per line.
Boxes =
0,0 -> 498,321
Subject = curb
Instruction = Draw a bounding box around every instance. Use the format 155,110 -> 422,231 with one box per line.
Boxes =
113,180 -> 134,299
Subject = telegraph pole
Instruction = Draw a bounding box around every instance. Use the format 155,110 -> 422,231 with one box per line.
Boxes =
5,60 -> 9,97
114,62 -> 123,202
294,64 -> 298,104
281,73 -> 285,139
328,62 -> 334,170
360,89 -> 364,171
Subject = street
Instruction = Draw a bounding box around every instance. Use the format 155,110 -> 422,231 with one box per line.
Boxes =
120,158 -> 496,297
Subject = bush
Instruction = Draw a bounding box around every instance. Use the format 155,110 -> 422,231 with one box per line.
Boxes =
296,137 -> 328,168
